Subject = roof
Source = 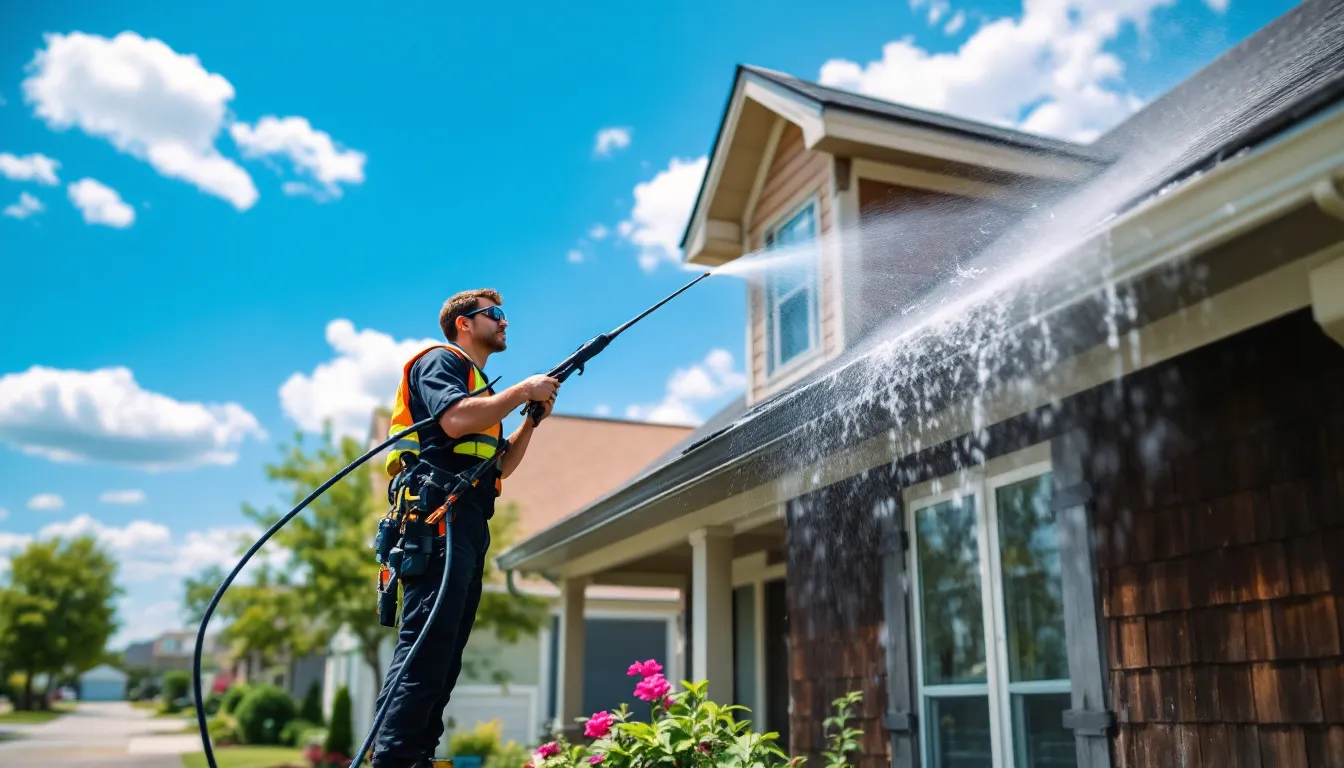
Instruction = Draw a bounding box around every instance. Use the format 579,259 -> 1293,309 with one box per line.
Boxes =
494,413 -> 693,538
678,63 -> 1110,252
498,0 -> 1344,573
80,664 -> 129,681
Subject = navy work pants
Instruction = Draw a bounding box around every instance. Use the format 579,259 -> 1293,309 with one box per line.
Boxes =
372,504 -> 490,767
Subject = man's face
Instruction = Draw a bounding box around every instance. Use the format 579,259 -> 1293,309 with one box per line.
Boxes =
465,299 -> 507,352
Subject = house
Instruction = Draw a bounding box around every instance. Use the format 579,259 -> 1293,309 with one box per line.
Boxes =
497,3 -> 1344,768
78,664 -> 129,702
324,409 -> 697,751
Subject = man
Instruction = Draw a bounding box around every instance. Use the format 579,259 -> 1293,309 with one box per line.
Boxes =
373,288 -> 559,768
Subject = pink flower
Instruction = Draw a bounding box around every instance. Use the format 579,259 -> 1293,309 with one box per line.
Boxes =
536,742 -> 562,759
633,672 -> 671,702
626,659 -> 663,678
589,755 -> 605,765
584,711 -> 615,739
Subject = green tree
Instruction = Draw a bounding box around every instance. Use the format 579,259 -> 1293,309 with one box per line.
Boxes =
0,535 -> 121,710
184,563 -> 319,671
325,685 -> 354,758
301,680 -> 324,725
242,428 -> 547,684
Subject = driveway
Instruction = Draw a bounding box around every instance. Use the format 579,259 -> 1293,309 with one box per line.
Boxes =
0,701 -> 198,767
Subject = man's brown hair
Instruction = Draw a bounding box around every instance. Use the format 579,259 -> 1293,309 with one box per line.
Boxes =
439,288 -> 503,340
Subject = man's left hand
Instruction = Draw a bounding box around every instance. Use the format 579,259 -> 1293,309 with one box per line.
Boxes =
531,393 -> 557,425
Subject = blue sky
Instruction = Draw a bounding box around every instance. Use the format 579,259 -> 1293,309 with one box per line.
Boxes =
0,0 -> 1299,648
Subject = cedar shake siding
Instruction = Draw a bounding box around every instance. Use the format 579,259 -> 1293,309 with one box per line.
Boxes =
1087,310 -> 1344,768
787,473 -> 891,768
748,122 -> 837,401
782,308 -> 1344,767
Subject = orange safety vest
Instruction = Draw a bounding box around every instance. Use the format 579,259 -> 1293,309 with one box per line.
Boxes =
384,343 -> 504,495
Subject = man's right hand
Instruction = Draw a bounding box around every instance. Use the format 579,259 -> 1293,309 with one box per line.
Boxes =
517,375 -> 560,403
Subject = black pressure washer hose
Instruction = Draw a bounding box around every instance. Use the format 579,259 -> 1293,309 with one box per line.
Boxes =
192,272 -> 712,768
190,413 -> 439,768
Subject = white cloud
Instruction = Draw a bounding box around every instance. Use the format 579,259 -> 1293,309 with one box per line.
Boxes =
0,152 -> 60,185
619,156 -> 708,272
625,348 -> 746,426
230,116 -> 366,201
945,10 -> 967,34
68,178 -> 135,227
1204,0 -> 1228,11
0,514 -> 287,587
22,31 -> 258,209
27,493 -> 64,511
4,191 -> 44,220
112,598 -> 185,649
593,404 -> 612,417
912,0 -> 952,25
567,248 -> 584,264
818,0 -> 1177,142
0,365 -> 265,470
280,320 -> 439,440
588,223 -> 610,240
594,127 -> 632,157
100,489 -> 146,505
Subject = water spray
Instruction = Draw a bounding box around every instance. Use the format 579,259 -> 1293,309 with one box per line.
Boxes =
191,271 -> 712,768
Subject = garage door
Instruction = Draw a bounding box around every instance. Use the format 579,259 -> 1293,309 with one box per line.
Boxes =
443,685 -> 539,747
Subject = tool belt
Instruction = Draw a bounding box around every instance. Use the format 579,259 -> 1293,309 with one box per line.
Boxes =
373,456 -> 488,628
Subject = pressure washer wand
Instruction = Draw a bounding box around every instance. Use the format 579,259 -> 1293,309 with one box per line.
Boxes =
522,271 -> 711,423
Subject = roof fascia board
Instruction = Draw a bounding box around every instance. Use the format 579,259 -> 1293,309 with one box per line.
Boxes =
741,116 -> 787,241
497,101 -> 1344,574
821,110 -> 1098,181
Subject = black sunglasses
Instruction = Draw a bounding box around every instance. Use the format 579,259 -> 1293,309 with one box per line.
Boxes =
465,305 -> 506,323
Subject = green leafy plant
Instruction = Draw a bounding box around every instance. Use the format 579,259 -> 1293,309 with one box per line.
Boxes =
207,713 -> 240,746
820,691 -> 863,768
233,683 -> 296,745
486,740 -> 532,768
282,718 -> 320,747
451,718 -> 503,758
530,659 -> 798,768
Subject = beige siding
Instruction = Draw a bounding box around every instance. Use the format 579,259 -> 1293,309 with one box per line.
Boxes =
746,122 -> 838,403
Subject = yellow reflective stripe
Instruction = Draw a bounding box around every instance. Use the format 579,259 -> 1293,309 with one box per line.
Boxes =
451,441 -> 497,458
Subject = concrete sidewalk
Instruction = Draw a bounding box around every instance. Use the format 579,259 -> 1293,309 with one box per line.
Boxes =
0,701 -> 191,767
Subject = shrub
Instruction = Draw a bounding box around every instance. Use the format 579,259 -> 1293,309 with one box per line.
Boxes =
450,719 -> 502,759
204,691 -> 224,716
162,671 -> 191,701
221,684 -> 251,715
485,740 -> 531,768
233,683 -> 296,745
300,680 -> 324,725
208,714 -> 240,746
323,685 -> 354,760
281,717 -> 320,747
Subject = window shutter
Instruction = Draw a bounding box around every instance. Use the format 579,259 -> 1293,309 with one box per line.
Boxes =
1052,429 -> 1114,768
879,496 -> 918,767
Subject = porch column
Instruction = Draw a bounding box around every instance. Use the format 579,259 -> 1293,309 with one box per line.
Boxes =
689,526 -> 734,704
558,576 -> 589,735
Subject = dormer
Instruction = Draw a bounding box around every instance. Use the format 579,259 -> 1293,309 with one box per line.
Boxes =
680,65 -> 1109,404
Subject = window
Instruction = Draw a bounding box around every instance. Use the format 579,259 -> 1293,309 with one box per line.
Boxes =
763,200 -> 820,375
907,461 -> 1075,768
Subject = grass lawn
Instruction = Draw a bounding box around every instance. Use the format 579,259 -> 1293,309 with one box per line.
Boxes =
0,704 -> 72,724
180,746 -> 305,768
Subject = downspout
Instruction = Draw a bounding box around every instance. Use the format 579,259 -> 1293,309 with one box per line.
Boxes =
1309,173 -> 1344,347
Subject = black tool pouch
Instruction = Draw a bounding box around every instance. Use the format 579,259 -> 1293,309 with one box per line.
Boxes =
377,554 -> 400,628
399,519 -> 436,578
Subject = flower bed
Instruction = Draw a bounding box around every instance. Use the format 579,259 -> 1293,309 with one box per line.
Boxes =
526,659 -> 863,768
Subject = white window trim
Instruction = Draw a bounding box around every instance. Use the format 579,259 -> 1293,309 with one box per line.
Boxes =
762,194 -> 823,381
903,443 -> 1061,768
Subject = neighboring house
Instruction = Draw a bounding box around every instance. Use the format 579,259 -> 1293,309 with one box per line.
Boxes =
123,630 -> 224,676
498,4 -> 1344,768
79,664 -> 129,702
324,410 -> 695,751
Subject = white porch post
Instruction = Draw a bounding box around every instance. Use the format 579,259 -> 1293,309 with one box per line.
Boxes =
558,576 -> 589,734
689,526 -> 734,704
